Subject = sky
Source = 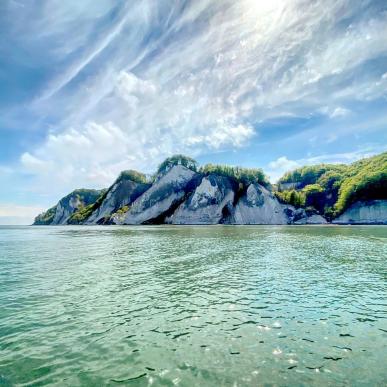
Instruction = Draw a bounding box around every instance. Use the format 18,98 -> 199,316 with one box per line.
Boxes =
1,0 -> 387,224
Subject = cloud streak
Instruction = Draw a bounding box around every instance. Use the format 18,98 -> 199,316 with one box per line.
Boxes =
1,0 -> 386,198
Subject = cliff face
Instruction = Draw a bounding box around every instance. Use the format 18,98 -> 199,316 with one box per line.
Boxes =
113,165 -> 199,225
229,184 -> 327,225
86,176 -> 149,224
34,163 -> 386,226
112,168 -> 326,226
33,189 -> 104,225
33,166 -> 331,226
332,200 -> 387,224
167,174 -> 236,224
232,184 -> 289,224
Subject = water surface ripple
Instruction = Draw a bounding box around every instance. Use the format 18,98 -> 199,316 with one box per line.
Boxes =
0,225 -> 386,386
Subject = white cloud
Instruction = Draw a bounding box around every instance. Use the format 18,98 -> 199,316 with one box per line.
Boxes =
330,107 -> 351,118
185,123 -> 254,149
269,156 -> 300,171
21,121 -> 140,190
116,71 -> 157,99
38,8 -> 133,101
267,156 -> 300,182
21,66 -> 257,194
12,0 -> 387,194
21,153 -> 51,174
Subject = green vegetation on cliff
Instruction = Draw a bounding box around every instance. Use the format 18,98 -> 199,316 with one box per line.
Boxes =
67,204 -> 95,224
279,164 -> 347,187
33,205 -> 57,225
276,152 -> 387,219
68,189 -> 108,224
156,155 -> 198,175
118,170 -> 147,184
200,164 -> 268,187
34,189 -> 104,225
68,171 -> 146,224
275,190 -> 305,208
335,153 -> 387,214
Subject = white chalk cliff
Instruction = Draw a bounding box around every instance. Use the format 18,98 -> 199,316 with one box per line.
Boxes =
114,165 -> 197,224
34,165 -> 385,226
332,200 -> 387,224
168,175 -> 235,224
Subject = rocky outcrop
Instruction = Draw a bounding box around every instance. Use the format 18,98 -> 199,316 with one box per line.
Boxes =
232,184 -> 289,224
167,179 -> 327,225
33,189 -> 104,225
167,174 -> 236,224
332,200 -> 387,224
281,207 -> 327,225
230,184 -> 327,225
114,165 -> 199,225
291,210 -> 327,224
86,174 -> 149,224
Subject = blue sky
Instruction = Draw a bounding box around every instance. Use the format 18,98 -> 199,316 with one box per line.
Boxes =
1,0 -> 387,224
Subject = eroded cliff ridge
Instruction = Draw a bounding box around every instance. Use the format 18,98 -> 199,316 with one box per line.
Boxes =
34,153 -> 386,225
33,189 -> 105,225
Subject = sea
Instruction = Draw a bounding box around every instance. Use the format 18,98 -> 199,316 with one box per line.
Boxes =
0,225 -> 386,386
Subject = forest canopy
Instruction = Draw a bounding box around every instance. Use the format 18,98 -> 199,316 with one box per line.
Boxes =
276,152 -> 387,218
200,164 -> 268,187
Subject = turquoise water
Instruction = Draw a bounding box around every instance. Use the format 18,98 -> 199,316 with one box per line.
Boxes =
0,225 -> 386,386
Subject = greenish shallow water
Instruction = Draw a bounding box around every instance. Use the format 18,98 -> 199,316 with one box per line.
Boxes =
0,225 -> 386,387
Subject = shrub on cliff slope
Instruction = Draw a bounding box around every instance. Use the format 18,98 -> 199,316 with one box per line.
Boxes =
118,170 -> 147,184
68,189 -> 108,224
68,171 -> 147,224
33,205 -> 57,225
275,189 -> 305,208
34,189 -> 104,225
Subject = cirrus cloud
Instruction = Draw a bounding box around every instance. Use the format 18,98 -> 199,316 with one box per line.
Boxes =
1,0 -> 385,198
